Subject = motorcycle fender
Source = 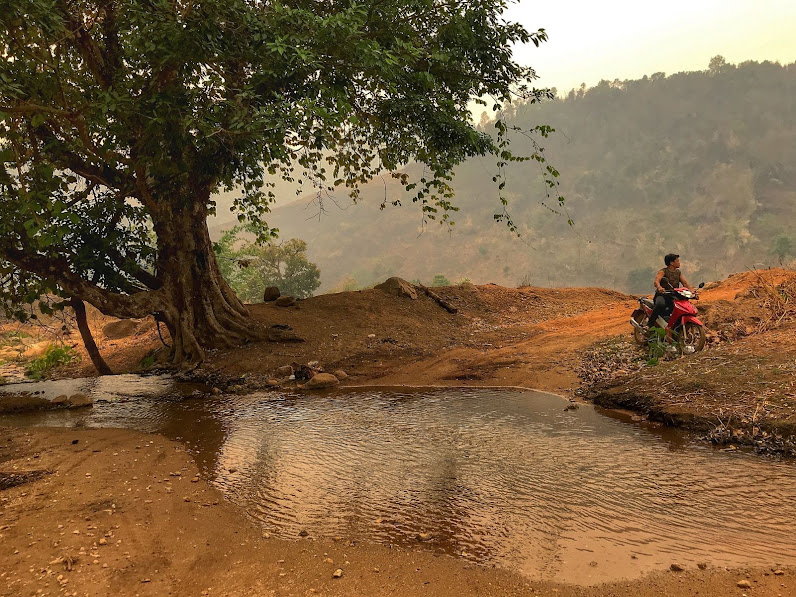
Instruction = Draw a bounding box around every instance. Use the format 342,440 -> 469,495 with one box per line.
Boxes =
680,315 -> 704,326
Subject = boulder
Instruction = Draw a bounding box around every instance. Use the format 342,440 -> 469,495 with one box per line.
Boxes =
263,286 -> 281,302
299,373 -> 339,390
374,277 -> 418,299
333,369 -> 348,380
275,296 -> 296,307
67,393 -> 93,408
102,320 -> 140,340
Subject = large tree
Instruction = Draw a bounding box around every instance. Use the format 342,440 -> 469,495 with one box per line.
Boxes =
0,0 -> 549,367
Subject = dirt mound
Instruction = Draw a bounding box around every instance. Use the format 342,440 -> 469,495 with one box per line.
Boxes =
699,268 -> 796,301
697,268 -> 796,342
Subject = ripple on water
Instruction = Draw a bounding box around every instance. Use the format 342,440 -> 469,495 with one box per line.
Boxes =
3,385 -> 796,583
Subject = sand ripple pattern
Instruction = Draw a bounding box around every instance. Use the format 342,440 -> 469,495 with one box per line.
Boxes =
5,385 -> 796,582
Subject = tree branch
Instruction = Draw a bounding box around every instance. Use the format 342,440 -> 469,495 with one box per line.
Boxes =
1,245 -> 163,319
54,0 -> 113,90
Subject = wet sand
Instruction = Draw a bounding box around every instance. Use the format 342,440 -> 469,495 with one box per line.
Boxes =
2,426 -> 794,596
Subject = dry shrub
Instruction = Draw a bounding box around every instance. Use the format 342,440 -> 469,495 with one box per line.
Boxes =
752,271 -> 796,331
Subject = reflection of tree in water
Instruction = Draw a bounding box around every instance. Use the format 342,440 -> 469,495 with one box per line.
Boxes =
97,387 -> 796,579
148,398 -> 231,477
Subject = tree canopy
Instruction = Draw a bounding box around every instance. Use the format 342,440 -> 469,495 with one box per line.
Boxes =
215,231 -> 321,301
0,0 -> 550,366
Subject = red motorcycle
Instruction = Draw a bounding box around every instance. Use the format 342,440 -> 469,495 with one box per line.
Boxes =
630,282 -> 706,353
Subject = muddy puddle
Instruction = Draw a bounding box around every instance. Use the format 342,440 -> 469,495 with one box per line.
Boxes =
2,380 -> 796,584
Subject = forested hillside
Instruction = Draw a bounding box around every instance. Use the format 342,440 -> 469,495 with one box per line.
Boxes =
213,58 -> 796,293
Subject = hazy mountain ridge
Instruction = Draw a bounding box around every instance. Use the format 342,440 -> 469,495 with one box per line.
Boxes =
212,59 -> 796,293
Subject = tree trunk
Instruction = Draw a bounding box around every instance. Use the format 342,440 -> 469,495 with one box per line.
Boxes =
70,298 -> 113,375
152,200 -> 270,369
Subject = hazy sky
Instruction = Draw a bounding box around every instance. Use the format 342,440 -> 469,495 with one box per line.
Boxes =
505,0 -> 796,94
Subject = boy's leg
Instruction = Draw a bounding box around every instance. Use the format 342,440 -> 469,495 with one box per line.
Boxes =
647,294 -> 668,328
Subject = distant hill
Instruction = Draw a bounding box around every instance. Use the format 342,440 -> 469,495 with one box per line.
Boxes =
211,58 -> 796,294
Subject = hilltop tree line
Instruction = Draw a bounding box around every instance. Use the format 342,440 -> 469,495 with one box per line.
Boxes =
472,57 -> 796,291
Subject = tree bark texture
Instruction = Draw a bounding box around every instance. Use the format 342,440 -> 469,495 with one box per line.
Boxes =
150,200 -> 270,368
2,198 -> 286,369
70,298 -> 113,375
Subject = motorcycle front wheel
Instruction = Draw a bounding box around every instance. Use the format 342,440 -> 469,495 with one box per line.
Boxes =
680,322 -> 706,352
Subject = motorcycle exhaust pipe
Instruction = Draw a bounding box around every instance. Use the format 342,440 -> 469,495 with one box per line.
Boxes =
629,318 -> 645,332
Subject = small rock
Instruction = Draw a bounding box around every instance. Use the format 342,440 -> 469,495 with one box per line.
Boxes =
333,369 -> 349,380
333,569 -> 343,579
773,569 -> 785,576
697,562 -> 708,570
298,529 -> 309,537
228,467 -> 238,473
416,533 -> 432,542
263,286 -> 281,302
737,580 -> 752,588
293,363 -> 314,381
670,563 -> 684,572
266,379 -> 280,387
275,296 -> 296,307
53,394 -> 69,405
367,334 -> 376,339
98,538 -> 107,546
276,365 -> 293,377
298,373 -> 339,391
211,387 -> 222,395
374,277 -> 418,300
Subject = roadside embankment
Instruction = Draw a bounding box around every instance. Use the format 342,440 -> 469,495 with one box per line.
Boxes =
580,270 -> 796,455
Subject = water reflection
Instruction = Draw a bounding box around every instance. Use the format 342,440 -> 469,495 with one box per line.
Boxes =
2,385 -> 796,584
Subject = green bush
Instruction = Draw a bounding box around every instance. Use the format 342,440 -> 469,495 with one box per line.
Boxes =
431,274 -> 451,287
25,345 -> 79,380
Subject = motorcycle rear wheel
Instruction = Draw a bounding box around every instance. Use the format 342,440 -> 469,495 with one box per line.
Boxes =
632,312 -> 649,345
681,322 -> 706,352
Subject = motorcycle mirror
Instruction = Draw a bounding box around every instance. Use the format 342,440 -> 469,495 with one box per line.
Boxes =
698,282 -> 705,288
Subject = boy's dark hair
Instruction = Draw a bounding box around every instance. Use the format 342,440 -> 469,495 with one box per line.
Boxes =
664,253 -> 679,266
